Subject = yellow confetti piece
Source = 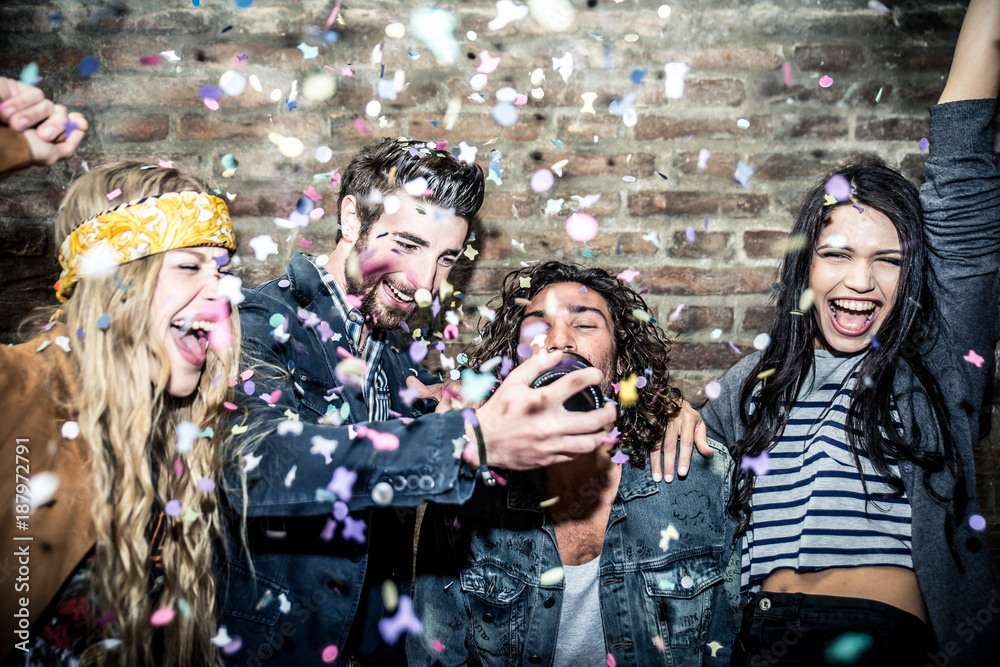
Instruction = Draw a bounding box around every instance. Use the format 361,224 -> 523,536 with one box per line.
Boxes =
756,368 -> 776,379
539,496 -> 560,508
439,279 -> 454,301
798,288 -> 815,312
631,309 -> 650,322
823,194 -> 837,206
463,245 -> 479,261
382,580 -> 399,612
231,425 -> 248,435
580,92 -> 597,114
618,374 -> 638,407
540,566 -> 565,585
283,410 -> 300,421
519,276 -> 532,289
415,288 -> 433,307
783,233 -> 810,254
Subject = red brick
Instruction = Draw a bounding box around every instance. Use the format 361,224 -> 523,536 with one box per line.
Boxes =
62,77 -> 205,108
643,266 -> 773,296
872,47 -> 955,71
635,115 -> 773,141
749,153 -> 858,181
409,111 -> 544,143
743,306 -> 777,332
477,192 -> 619,221
2,40 -> 87,72
640,47 -> 783,72
476,229 -> 511,260
511,231 -> 660,258
629,192 -> 768,218
671,342 -> 752,370
0,190 -> 63,218
178,113 -> 323,142
668,231 -> 730,259
674,152 -> 738,180
668,79 -> 745,107
556,115 -> 621,140
99,114 -> 170,143
744,231 -> 791,259
660,306 -> 734,334
520,152 -> 655,178
336,81 -> 439,112
0,223 -> 48,257
793,45 -> 863,72
855,118 -> 928,142
788,116 -> 848,140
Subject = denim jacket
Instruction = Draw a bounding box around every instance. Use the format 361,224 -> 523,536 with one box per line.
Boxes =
218,253 -> 475,667
409,440 -> 741,667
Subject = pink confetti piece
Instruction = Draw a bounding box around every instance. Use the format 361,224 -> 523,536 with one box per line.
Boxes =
321,645 -> 339,663
303,186 -> 323,202
140,55 -> 163,67
608,654 -> 616,667
432,639 -> 446,652
818,75 -> 834,88
240,369 -> 255,381
443,324 -> 459,339
565,212 -> 599,243
353,116 -> 371,136
346,294 -> 363,309
705,381 -> 722,400
697,148 -> 711,170
782,61 -> 794,87
616,269 -> 640,282
324,0 -> 342,28
964,349 -> 984,367
204,97 -> 220,111
106,188 -> 122,201
150,607 -> 175,626
174,458 -> 184,477
264,389 -> 283,405
355,424 -> 400,451
223,401 -> 238,410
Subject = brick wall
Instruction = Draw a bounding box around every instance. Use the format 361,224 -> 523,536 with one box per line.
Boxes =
2,0 -> 998,571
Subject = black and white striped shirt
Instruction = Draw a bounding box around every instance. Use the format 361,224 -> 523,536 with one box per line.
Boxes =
743,350 -> 913,592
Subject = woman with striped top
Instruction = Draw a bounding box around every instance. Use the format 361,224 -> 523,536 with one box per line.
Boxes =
698,1 -> 1000,664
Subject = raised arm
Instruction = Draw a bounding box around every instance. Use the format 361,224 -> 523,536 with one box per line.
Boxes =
938,0 -> 1000,104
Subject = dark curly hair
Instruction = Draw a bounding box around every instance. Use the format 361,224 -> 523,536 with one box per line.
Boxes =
470,261 -> 683,466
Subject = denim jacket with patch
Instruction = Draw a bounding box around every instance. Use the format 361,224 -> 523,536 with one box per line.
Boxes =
409,440 -> 740,667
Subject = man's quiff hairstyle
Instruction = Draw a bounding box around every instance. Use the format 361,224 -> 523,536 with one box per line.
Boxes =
472,261 -> 684,465
336,138 -> 486,242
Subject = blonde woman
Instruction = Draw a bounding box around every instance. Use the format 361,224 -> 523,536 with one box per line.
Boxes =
1,162 -> 242,667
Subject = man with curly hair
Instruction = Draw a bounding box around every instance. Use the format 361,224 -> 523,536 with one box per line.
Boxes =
409,261 -> 742,666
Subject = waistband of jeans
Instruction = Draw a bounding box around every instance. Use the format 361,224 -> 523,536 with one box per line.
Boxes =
749,591 -> 930,630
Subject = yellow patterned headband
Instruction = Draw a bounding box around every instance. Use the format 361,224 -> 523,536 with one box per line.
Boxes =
56,191 -> 236,302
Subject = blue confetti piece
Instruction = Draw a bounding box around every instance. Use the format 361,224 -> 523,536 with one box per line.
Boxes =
824,632 -> 874,664
285,98 -> 298,111
96,314 -> 111,330
235,0 -> 254,7
686,227 -> 696,243
630,68 -> 646,85
199,84 -> 223,101
296,196 -> 314,215
550,139 -> 564,148
431,120 -> 439,127
734,160 -> 755,187
324,31 -> 340,43
19,63 -> 39,86
918,137 -> 928,152
582,249 -> 596,258
78,55 -> 100,76
192,0 -> 199,6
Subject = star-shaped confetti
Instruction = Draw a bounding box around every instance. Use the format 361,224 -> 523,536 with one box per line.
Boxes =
341,515 -> 367,543
488,0 -> 529,30
297,42 -> 319,59
378,595 -> 422,644
249,235 -> 279,260
327,466 -> 357,501
243,452 -> 262,472
476,49 -> 501,74
964,349 -> 984,367
707,641 -> 723,657
463,245 -> 479,261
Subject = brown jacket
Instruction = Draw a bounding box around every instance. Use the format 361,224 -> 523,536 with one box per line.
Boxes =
0,329 -> 96,661
0,125 -> 32,179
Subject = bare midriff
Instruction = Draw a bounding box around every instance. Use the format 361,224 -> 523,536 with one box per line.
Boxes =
761,566 -> 928,623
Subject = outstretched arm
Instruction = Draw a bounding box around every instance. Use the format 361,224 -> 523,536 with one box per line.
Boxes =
0,78 -> 88,176
938,0 -> 1000,104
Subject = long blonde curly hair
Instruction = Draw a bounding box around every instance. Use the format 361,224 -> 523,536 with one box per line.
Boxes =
42,162 -> 244,667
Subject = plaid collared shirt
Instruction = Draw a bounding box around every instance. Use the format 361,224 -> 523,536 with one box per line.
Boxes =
311,258 -> 391,423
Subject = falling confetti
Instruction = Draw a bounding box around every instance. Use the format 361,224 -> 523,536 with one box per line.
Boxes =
819,75 -> 834,88
963,349 -> 984,367
566,212 -> 599,242
663,61 -> 689,98
740,451 -> 770,476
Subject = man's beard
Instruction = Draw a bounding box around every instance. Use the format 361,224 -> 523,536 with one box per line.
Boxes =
344,234 -> 412,332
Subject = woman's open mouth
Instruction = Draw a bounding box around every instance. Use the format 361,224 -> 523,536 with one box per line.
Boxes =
827,298 -> 879,337
170,317 -> 214,366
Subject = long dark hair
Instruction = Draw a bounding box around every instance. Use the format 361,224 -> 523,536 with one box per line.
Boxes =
471,261 -> 683,465
729,158 -> 965,546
